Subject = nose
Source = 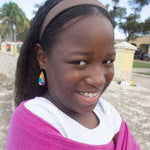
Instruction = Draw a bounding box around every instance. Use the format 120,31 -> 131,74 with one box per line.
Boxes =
85,65 -> 106,88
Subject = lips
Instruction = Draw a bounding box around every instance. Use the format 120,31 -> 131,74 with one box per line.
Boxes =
79,91 -> 98,98
76,91 -> 101,105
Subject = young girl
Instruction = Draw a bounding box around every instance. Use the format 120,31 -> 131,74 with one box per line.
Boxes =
7,0 -> 140,149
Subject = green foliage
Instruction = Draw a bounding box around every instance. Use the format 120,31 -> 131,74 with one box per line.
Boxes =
33,2 -> 45,15
119,14 -> 141,41
106,4 -> 127,28
104,0 -> 150,40
135,72 -> 150,76
129,0 -> 150,7
141,18 -> 150,34
105,4 -> 110,10
117,0 -> 150,41
110,7 -> 126,20
109,6 -> 126,28
0,2 -> 30,41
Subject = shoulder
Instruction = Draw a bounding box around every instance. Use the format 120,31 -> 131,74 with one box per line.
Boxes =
96,97 -> 119,115
10,98 -> 61,133
7,99 -> 67,149
24,97 -> 61,122
24,97 -> 65,132
24,97 -> 57,117
7,98 -> 61,145
96,97 -> 122,134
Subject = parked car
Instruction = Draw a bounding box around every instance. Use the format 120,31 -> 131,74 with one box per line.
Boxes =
143,53 -> 150,61
134,51 -> 142,59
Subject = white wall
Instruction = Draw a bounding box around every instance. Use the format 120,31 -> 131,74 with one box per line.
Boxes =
0,51 -> 18,79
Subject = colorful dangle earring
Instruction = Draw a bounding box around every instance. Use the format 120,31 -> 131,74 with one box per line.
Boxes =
38,69 -> 45,86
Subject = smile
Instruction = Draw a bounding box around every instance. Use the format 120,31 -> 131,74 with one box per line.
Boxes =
79,91 -> 98,98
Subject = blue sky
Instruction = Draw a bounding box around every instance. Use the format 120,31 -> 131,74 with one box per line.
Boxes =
0,0 -> 150,21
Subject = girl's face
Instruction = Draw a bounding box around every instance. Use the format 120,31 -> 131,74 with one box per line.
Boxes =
44,15 -> 115,115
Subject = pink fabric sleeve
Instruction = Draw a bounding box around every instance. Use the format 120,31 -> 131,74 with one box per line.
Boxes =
6,102 -> 114,150
6,101 -> 140,150
116,118 -> 141,150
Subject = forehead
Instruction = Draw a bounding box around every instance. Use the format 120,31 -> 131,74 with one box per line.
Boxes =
51,15 -> 114,57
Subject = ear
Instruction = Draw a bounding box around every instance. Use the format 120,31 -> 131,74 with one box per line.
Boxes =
35,43 -> 48,69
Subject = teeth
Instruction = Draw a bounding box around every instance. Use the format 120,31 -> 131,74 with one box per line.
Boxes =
80,92 -> 97,98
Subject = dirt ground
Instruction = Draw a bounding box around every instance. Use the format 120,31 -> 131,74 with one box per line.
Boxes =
103,73 -> 150,150
0,72 -> 150,150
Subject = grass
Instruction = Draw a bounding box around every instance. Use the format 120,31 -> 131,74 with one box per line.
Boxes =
135,72 -> 150,76
133,61 -> 150,68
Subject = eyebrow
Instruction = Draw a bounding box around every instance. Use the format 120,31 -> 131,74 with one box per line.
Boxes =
107,52 -> 116,56
66,51 -> 116,57
66,51 -> 92,56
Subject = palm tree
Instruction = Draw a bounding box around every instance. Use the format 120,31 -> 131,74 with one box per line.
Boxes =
0,2 -> 30,42
33,3 -> 43,15
0,21 -> 10,41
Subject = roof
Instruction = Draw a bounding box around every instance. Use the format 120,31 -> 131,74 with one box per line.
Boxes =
114,41 -> 137,50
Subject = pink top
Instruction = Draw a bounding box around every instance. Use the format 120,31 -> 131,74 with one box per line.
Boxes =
6,101 -> 140,150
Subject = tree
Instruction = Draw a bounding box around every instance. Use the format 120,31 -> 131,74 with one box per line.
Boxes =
140,18 -> 150,34
119,14 -> 141,41
105,1 -> 149,41
119,0 -> 150,41
105,4 -> 127,28
0,21 -> 9,40
0,2 -> 30,41
33,3 -> 43,15
129,0 -> 150,7
109,6 -> 127,28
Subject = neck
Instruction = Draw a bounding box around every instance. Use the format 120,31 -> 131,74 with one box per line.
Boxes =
43,93 -> 99,129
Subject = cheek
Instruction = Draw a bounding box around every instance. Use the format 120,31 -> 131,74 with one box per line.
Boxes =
50,66 -> 82,92
105,67 -> 114,82
63,70 -> 82,86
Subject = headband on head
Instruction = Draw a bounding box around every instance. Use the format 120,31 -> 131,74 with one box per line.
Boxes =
39,0 -> 107,41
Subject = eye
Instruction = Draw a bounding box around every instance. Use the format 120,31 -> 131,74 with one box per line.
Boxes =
103,59 -> 114,64
71,60 -> 87,66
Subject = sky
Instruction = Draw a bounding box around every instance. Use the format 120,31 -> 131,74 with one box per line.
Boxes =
0,0 -> 150,39
0,0 -> 150,21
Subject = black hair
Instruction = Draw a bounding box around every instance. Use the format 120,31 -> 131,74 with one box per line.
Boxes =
15,0 -> 113,106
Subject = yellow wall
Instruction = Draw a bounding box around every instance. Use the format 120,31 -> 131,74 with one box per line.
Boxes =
129,36 -> 150,48
114,49 -> 135,72
114,49 -> 135,80
11,44 -> 17,55
1,43 -> 17,55
1,44 -> 7,52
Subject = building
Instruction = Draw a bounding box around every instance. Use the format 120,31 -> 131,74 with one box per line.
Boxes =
129,35 -> 150,54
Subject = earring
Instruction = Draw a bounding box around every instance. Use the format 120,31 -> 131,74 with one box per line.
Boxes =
38,69 -> 45,86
